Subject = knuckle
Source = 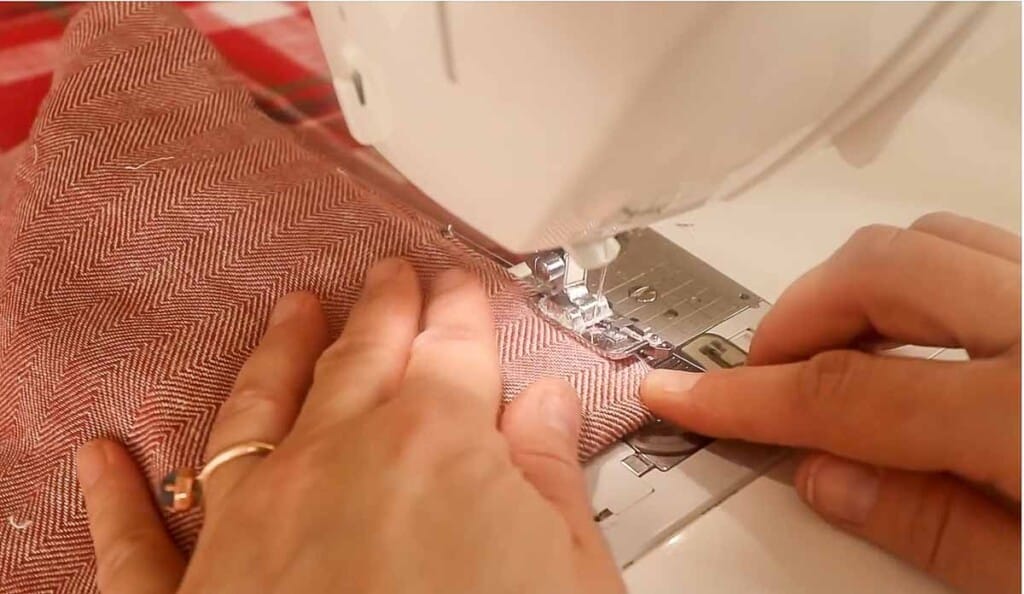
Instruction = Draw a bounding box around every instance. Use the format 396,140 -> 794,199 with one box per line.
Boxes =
799,351 -> 861,414
265,448 -> 324,496
841,224 -> 904,263
209,387 -> 289,459
410,326 -> 481,352
315,335 -> 389,373
911,210 -> 957,230
217,386 -> 280,427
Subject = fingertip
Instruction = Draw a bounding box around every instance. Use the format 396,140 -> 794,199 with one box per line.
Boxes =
744,332 -> 776,365
794,452 -> 828,504
77,439 -> 187,593
268,291 -> 323,328
503,378 -> 600,550
421,267 -> 492,336
431,267 -> 479,295
80,439 -> 140,486
506,377 -> 581,442
745,317 -> 806,365
366,257 -> 413,286
522,376 -> 577,401
349,258 -> 422,322
797,454 -> 880,526
77,439 -> 113,492
640,370 -> 701,409
78,439 -> 145,494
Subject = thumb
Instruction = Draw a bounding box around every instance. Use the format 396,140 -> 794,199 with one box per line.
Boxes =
500,378 -> 600,546
796,453 -> 1020,594
78,439 -> 185,594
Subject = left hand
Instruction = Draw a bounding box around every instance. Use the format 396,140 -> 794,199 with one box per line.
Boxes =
76,259 -> 624,594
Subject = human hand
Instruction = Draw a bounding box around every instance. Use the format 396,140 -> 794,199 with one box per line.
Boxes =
76,259 -> 624,594
642,212 -> 1021,594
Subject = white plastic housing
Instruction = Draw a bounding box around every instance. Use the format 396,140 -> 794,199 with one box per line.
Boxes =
311,3 -> 984,254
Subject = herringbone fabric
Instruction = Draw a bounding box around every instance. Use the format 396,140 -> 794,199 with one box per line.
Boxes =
0,4 -> 649,591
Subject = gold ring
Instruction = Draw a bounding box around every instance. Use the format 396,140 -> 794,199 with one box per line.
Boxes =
160,441 -> 275,511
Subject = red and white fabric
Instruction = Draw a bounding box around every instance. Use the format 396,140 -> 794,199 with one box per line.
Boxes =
0,4 -> 650,592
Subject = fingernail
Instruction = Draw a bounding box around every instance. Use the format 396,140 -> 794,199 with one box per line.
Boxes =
268,292 -> 315,327
641,370 -> 702,404
538,382 -> 579,439
804,456 -> 880,525
76,440 -> 109,491
365,257 -> 408,288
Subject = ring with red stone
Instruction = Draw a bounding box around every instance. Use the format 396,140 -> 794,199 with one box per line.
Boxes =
159,441 -> 276,511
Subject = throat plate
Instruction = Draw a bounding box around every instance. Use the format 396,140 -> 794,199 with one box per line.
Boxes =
512,228 -> 762,362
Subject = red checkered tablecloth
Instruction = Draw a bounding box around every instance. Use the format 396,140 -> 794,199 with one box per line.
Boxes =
0,1 -> 355,152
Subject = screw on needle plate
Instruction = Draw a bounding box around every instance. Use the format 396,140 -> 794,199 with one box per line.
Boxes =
629,285 -> 658,304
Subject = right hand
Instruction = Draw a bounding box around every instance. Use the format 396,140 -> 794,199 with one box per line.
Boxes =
642,212 -> 1021,594
76,260 -> 623,594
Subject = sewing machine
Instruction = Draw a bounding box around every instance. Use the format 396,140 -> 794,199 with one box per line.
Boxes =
311,3 -> 1018,592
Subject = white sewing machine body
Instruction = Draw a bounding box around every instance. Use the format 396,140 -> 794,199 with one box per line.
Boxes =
312,2 -> 984,263
311,3 -> 1019,592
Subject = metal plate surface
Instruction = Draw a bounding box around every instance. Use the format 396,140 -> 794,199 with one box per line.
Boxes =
588,229 -> 760,347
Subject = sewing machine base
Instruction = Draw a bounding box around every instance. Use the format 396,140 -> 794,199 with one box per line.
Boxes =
565,229 -> 960,573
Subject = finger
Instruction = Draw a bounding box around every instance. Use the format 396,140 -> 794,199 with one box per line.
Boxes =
795,454 -> 1021,594
911,211 -> 1021,263
500,379 -> 595,543
397,268 -> 501,421
204,292 -> 329,506
78,439 -> 184,594
748,224 -> 1020,364
500,379 -> 623,592
641,352 -> 1021,498
296,258 -> 422,428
